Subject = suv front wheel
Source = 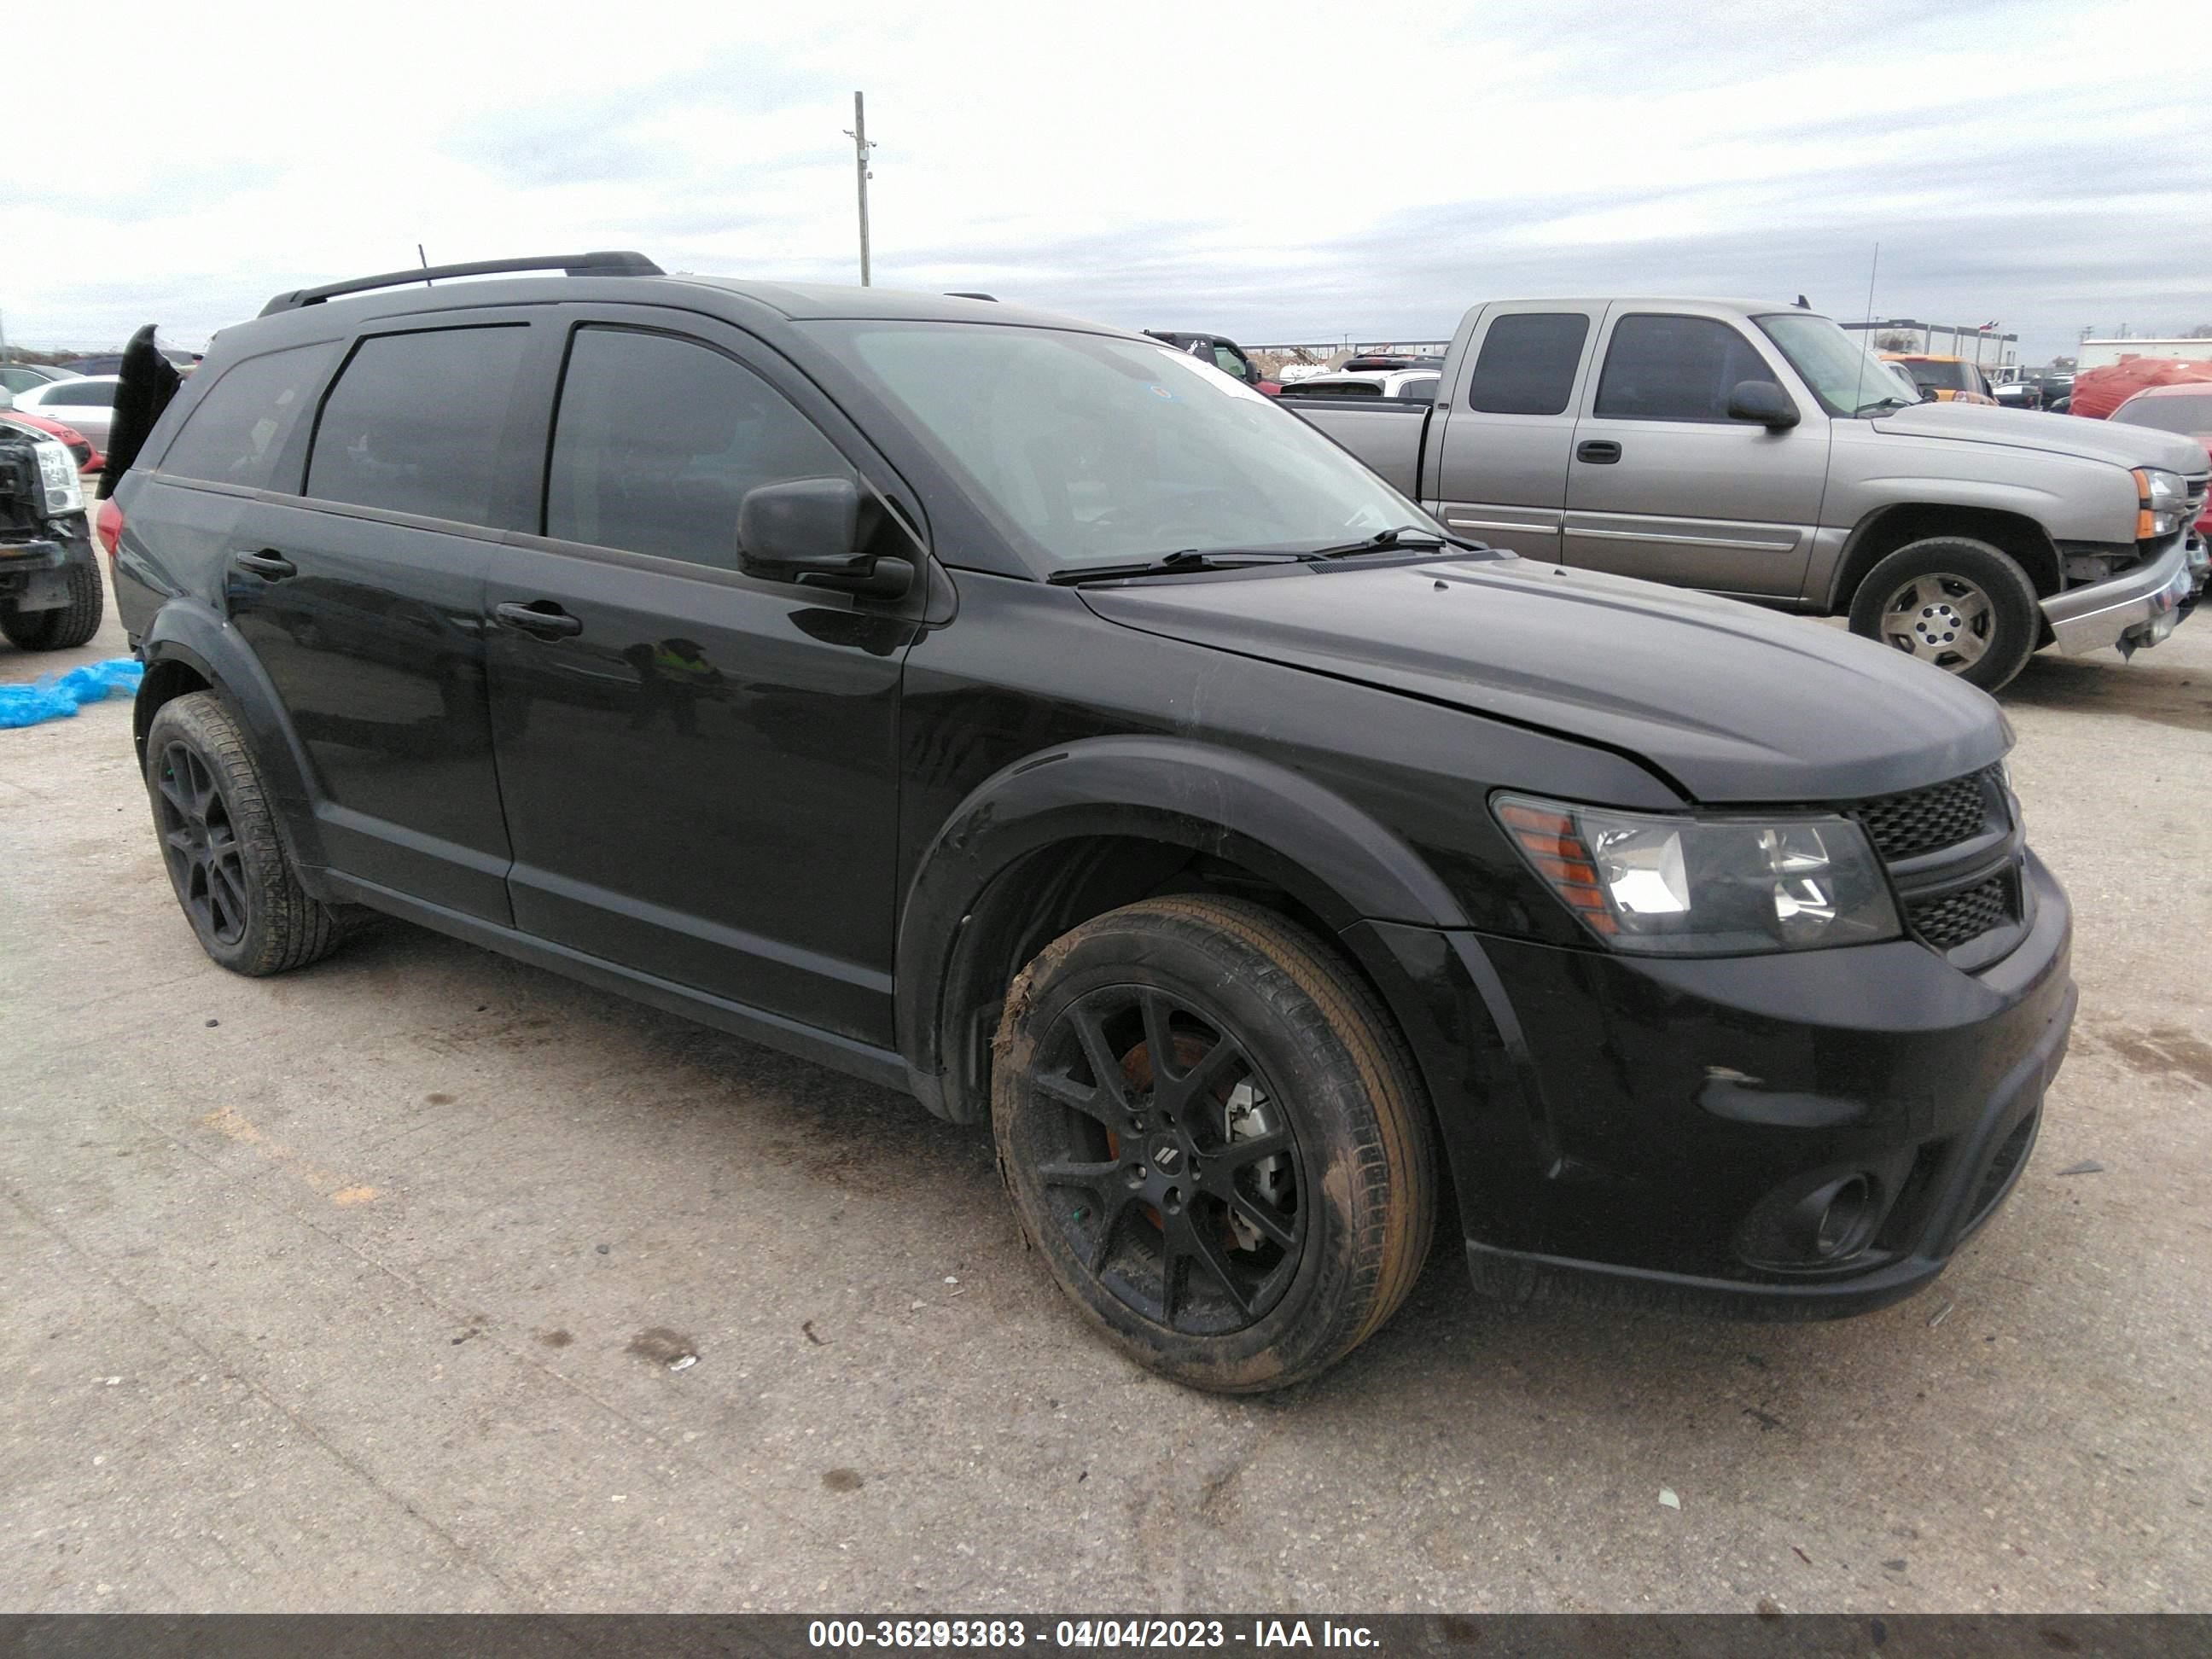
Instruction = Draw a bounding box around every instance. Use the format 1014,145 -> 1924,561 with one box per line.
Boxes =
1848,536 -> 2041,691
144,690 -> 350,976
992,894 -> 1437,1393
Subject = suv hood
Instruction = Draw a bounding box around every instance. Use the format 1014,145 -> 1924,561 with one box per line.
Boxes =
1873,402 -> 2209,473
1080,556 -> 2006,803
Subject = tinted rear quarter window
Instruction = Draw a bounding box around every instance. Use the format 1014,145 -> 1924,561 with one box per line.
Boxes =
45,381 -> 114,408
306,326 -> 528,527
1595,315 -> 1778,422
160,342 -> 341,490
1464,313 -> 1588,415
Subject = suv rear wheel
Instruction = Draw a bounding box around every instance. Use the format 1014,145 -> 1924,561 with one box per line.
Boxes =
0,558 -> 104,650
144,691 -> 349,975
992,894 -> 1437,1393
1848,536 -> 2040,691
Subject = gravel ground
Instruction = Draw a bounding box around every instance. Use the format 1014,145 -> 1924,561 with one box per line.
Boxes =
2,566 -> 2207,1614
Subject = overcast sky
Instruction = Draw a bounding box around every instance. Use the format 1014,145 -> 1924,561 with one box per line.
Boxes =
8,0 -> 2207,362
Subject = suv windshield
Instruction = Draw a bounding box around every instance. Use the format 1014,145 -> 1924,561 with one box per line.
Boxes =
2112,393 -> 2212,437
818,323 -> 1434,571
1755,314 -> 1914,416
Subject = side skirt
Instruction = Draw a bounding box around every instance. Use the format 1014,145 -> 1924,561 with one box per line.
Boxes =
322,870 -> 915,1097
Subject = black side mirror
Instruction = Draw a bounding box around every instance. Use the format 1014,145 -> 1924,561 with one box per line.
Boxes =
736,476 -> 912,598
1727,379 -> 1801,429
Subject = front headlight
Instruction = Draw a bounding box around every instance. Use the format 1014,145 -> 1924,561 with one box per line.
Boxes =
1494,794 -> 1901,956
32,436 -> 83,515
2135,467 -> 2186,538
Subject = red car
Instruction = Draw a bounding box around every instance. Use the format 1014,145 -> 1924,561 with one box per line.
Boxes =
0,407 -> 102,473
2110,383 -> 2212,536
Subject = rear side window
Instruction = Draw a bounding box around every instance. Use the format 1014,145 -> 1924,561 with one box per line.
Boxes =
1464,313 -> 1588,415
306,327 -> 528,527
160,342 -> 341,490
545,326 -> 854,569
1595,315 -> 1779,422
44,381 -> 114,408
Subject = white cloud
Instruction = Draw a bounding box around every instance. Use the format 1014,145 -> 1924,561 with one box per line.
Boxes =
5,0 -> 2208,359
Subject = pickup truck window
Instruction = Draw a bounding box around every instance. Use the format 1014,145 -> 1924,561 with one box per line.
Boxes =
1464,313 -> 1588,416
1594,315 -> 1778,423
824,323 -> 1424,571
1757,312 -> 1909,416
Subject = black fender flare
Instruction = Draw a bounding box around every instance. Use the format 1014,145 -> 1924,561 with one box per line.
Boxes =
135,597 -> 330,876
894,734 -> 1475,1120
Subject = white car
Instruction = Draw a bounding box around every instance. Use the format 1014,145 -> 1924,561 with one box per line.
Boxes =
10,375 -> 120,445
1275,368 -> 1441,403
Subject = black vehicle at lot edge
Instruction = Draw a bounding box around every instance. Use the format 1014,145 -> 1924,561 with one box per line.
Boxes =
108,253 -> 2075,1391
0,423 -> 103,650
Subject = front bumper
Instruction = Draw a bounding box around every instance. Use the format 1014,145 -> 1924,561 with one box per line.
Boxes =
1352,849 -> 2075,1320
2042,533 -> 2203,655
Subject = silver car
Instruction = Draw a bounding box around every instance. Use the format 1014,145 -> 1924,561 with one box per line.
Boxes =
9,374 -> 120,448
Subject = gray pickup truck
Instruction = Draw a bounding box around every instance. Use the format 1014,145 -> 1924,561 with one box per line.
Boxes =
1289,298 -> 2210,690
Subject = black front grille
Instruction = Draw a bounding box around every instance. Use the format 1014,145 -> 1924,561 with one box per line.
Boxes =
1907,874 -> 2011,950
1856,768 -> 1998,861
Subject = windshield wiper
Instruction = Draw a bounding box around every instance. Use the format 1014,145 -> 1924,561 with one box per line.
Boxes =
1047,548 -> 1307,585
1299,524 -> 1486,559
1853,394 -> 1915,416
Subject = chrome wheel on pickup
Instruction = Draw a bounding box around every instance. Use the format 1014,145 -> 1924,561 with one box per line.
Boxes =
1848,536 -> 2041,692
1879,573 -> 1993,670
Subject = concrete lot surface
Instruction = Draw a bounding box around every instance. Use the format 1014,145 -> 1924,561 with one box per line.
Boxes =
3,573 -> 2208,1613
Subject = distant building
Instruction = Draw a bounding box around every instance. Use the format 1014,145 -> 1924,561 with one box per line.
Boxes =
2075,336 -> 2212,369
1840,318 -> 2018,377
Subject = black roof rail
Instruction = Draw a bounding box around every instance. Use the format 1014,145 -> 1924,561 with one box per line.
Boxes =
259,251 -> 663,317
945,291 -> 998,301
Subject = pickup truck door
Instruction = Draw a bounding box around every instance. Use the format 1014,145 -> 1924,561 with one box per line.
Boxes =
1562,308 -> 1828,599
1430,305 -> 1599,562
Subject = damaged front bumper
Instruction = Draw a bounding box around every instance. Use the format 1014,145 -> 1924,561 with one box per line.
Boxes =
2044,533 -> 2207,657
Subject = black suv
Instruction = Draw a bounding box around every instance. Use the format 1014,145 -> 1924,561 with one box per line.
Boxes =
111,253 -> 2075,1391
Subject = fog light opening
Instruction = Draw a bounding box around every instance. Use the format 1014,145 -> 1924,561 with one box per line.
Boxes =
1813,1175 -> 1875,1260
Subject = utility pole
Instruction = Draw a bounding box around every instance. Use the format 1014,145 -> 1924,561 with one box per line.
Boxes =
844,92 -> 876,286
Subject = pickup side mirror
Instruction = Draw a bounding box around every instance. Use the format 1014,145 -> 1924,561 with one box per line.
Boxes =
736,476 -> 913,599
1727,379 -> 1801,429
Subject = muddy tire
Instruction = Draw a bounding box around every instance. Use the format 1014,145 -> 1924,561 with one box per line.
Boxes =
0,556 -> 104,650
1848,537 -> 2041,692
992,894 -> 1437,1393
144,690 -> 348,976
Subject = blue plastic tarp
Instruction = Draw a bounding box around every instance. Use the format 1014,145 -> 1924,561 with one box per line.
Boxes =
0,658 -> 143,729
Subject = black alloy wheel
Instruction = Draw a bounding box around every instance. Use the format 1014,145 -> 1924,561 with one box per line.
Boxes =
142,690 -> 352,976
1024,983 -> 1307,1336
994,894 -> 1437,1393
154,738 -> 251,948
